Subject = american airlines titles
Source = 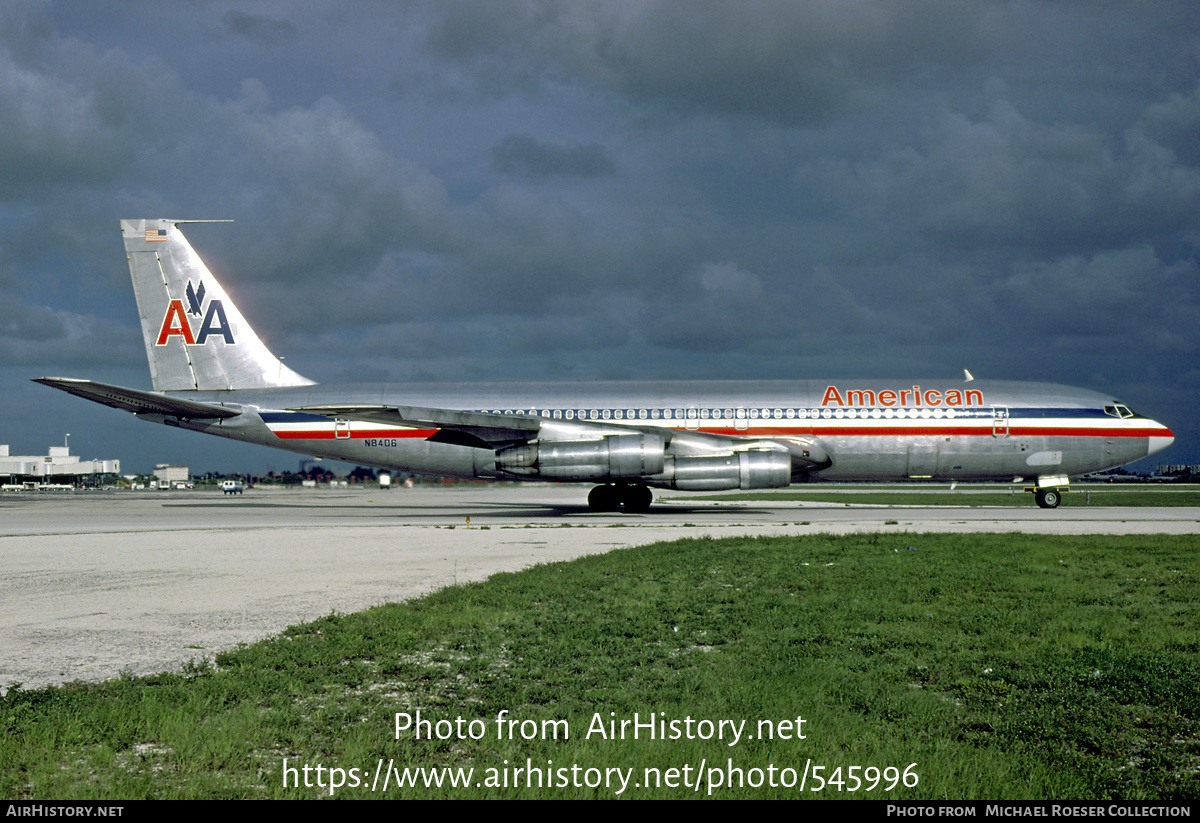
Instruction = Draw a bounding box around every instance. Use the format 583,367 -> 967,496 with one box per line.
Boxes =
821,386 -> 984,408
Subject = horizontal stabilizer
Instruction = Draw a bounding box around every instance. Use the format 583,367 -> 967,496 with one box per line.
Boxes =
33,377 -> 240,419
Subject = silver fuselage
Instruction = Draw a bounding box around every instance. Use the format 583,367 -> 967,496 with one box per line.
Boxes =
154,378 -> 1171,484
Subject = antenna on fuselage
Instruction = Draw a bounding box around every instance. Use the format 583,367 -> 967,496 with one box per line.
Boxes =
963,369 -> 975,382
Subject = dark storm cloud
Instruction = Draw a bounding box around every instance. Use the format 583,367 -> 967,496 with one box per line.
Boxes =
1138,85 -> 1200,167
222,10 -> 298,46
2,0 -> 1198,470
0,38 -> 140,194
492,134 -> 616,178
0,297 -> 140,367
421,0 -> 981,124
799,95 -> 1200,254
0,0 -> 53,63
417,1 -> 1198,127
994,249 -> 1200,344
198,90 -> 458,287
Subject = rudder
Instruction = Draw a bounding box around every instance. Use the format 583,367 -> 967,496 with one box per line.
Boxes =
122,219 -> 315,391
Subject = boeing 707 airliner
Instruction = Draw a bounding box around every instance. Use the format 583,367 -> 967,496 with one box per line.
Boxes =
35,220 -> 1175,511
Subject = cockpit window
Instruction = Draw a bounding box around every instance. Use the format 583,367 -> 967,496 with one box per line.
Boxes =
1104,404 -> 1135,419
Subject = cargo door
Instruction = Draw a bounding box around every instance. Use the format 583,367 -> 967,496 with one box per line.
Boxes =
906,443 -> 939,479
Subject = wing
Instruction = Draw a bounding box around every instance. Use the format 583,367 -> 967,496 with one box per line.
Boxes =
290,403 -> 829,470
292,403 -> 684,449
291,404 -> 543,449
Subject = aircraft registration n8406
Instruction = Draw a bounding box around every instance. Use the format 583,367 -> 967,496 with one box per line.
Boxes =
35,220 -> 1175,511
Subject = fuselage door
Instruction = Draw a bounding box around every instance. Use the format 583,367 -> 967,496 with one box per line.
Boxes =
992,407 -> 1009,438
906,443 -> 939,478
335,418 -> 351,439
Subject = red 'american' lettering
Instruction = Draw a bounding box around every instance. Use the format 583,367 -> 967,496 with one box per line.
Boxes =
821,386 -> 984,408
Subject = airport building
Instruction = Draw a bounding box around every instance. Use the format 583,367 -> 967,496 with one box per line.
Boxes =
0,445 -> 120,489
1156,464 -> 1200,477
152,464 -> 191,490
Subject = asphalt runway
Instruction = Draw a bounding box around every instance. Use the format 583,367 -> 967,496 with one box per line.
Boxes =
2,485 -> 1197,692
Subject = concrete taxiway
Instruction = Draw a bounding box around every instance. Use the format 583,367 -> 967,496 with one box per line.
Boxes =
2,485 -> 1197,692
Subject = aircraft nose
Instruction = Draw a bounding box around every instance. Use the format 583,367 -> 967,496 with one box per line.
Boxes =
1146,421 -> 1174,457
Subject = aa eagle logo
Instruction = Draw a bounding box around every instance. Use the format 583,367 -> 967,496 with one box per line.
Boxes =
155,279 -> 234,346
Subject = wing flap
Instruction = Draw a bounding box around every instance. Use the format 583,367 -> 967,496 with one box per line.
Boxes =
298,404 -> 542,432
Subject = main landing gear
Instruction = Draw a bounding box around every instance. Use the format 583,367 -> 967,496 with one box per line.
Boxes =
588,482 -> 653,513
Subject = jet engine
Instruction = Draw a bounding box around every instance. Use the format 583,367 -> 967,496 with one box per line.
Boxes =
495,433 -> 666,480
657,448 -> 792,490
495,433 -> 794,491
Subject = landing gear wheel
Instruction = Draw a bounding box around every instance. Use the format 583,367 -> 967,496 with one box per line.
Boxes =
588,484 -> 620,512
621,483 -> 653,514
587,483 -> 653,513
1035,488 -> 1062,509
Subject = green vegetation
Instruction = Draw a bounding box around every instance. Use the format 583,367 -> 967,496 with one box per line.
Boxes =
686,485 -> 1200,506
3,533 -> 1199,799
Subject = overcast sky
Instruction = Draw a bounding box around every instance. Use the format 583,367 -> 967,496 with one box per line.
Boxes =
1,0 -> 1197,474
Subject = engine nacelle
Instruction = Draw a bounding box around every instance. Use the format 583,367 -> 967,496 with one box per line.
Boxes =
495,434 -> 666,480
658,449 -> 792,491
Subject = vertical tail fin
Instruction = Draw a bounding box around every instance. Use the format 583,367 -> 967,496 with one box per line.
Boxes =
122,219 -> 315,391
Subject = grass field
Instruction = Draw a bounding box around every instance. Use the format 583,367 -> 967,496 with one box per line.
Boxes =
3,533 -> 1199,799
683,484 -> 1200,507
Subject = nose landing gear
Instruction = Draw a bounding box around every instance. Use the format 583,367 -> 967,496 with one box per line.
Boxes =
1034,488 -> 1062,509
